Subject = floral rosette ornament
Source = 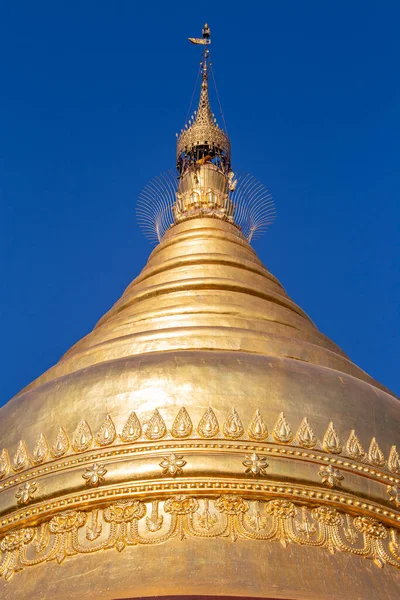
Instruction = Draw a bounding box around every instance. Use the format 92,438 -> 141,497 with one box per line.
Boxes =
312,506 -> 343,527
215,495 -> 249,515
104,500 -> 146,524
0,528 -> 34,552
49,510 -> 87,534
164,495 -> 199,515
266,499 -> 296,519
353,516 -> 387,540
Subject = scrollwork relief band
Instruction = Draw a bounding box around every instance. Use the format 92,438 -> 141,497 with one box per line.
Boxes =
0,495 -> 399,582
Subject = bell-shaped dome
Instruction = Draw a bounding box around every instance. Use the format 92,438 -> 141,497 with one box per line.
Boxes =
1,217 -> 399,599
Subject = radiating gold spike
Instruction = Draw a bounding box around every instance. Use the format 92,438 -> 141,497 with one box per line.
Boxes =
51,426 -> 70,458
322,422 -> 342,454
223,408 -> 244,439
95,415 -> 116,446
272,412 -> 293,443
73,420 -> 93,452
346,430 -> 365,460
120,411 -> 142,442
0,448 -> 10,479
388,445 -> 400,474
248,409 -> 268,441
198,407 -> 219,438
368,437 -> 385,467
12,440 -> 29,472
171,407 -> 193,438
296,417 -> 317,448
145,409 -> 167,440
32,433 -> 49,465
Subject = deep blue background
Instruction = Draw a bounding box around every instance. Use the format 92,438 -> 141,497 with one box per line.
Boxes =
1,1 -> 399,405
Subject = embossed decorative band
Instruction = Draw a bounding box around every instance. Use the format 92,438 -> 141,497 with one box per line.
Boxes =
1,408 -> 399,481
1,495 -> 399,582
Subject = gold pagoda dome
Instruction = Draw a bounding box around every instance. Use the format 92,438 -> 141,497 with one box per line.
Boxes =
1,24 -> 399,600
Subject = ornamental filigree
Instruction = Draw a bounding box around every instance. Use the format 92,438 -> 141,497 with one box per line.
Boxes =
215,494 -> 249,515
247,501 -> 270,531
388,446 -> 400,474
171,407 -> 193,438
82,463 -> 107,487
1,497 -> 400,581
353,516 -> 388,540
296,506 -> 317,539
387,484 -> 400,507
49,510 -> 87,534
95,414 -> 116,446
164,495 -> 199,515
346,429 -> 366,460
266,499 -> 296,519
223,408 -> 244,439
296,417 -> 317,448
159,454 -> 186,477
242,453 -> 268,476
247,409 -> 268,440
0,448 -> 10,479
86,509 -> 102,541
368,437 -> 386,467
1,408 -> 399,483
322,422 -> 342,454
120,411 -> 142,442
12,440 -> 29,472
312,506 -> 343,527
196,498 -> 218,530
0,528 -> 34,552
272,412 -> 293,443
198,407 -> 219,438
73,420 -> 93,452
146,500 -> 164,532
32,433 -> 49,465
51,426 -> 70,458
318,463 -> 343,488
15,481 -> 37,505
145,409 -> 167,440
104,500 -> 146,523
177,123 -> 230,162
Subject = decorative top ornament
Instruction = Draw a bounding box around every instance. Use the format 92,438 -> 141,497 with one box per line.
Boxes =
176,23 -> 231,170
137,24 -> 275,243
188,23 -> 211,46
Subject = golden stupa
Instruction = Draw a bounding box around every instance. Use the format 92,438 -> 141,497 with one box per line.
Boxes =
1,24 -> 399,600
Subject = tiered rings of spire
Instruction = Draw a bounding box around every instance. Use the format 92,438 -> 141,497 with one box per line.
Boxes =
137,24 -> 275,241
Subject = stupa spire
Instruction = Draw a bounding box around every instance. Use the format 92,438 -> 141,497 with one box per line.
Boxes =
137,24 -> 275,243
176,23 -> 231,177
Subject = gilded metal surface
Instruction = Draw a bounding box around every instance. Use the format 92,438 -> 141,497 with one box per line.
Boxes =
1,23 -> 400,598
0,215 -> 399,598
1,496 -> 400,583
176,77 -> 230,162
174,164 -> 235,224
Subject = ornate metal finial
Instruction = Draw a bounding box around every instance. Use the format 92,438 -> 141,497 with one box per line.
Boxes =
136,25 -> 275,244
177,24 -> 231,173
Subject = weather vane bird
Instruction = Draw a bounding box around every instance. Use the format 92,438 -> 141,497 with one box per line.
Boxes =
137,23 -> 275,244
188,23 -> 211,45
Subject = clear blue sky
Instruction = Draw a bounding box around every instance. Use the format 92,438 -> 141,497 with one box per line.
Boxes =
0,1 -> 399,405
